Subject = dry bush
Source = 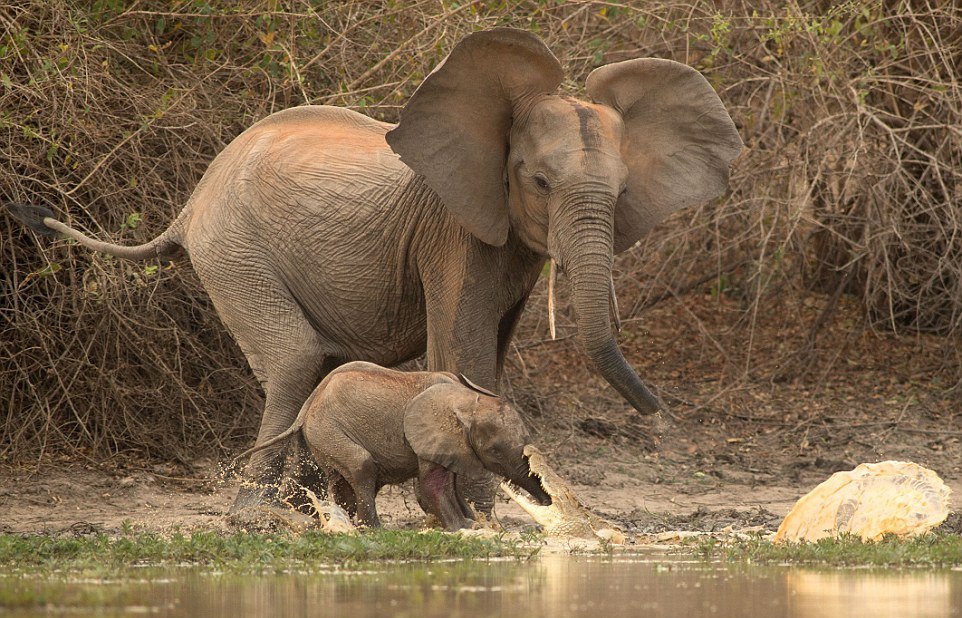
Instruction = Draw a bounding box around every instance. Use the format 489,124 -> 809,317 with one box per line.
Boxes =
601,1 -> 962,372
1,1 -> 959,462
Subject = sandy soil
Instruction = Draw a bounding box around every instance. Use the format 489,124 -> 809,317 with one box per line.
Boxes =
1,446 -> 958,537
0,459 -> 828,535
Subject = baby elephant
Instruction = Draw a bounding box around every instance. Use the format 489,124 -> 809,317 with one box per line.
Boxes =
236,361 -> 550,530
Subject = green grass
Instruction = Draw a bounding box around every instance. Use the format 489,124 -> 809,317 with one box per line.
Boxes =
692,533 -> 962,568
0,529 -> 535,574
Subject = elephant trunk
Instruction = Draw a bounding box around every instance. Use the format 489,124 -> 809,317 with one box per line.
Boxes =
551,194 -> 662,415
507,455 -> 553,505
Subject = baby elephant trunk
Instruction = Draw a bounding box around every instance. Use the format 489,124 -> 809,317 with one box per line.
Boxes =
504,453 -> 552,505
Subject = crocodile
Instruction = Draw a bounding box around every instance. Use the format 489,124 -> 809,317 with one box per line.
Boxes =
501,445 -> 625,543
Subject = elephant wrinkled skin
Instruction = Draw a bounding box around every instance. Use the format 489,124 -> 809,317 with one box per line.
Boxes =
6,28 -> 743,515
235,362 -> 551,531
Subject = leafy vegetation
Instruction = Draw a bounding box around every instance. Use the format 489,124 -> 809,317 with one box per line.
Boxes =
693,533 -> 962,568
0,529 -> 534,574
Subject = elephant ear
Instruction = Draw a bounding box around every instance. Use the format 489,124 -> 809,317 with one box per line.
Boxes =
386,28 -> 563,247
586,59 -> 744,253
404,384 -> 485,477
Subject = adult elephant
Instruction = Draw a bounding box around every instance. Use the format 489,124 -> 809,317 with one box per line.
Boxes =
7,29 -> 742,514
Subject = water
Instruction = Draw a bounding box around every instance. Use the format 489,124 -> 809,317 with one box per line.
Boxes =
3,553 -> 961,617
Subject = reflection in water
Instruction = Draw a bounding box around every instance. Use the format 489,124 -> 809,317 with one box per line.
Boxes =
4,554 -> 962,617
789,571 -> 955,618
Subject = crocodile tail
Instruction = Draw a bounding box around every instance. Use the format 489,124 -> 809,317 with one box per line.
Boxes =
5,202 -> 185,260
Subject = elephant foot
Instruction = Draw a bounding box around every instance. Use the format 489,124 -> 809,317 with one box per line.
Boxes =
226,489 -> 355,534
227,480 -> 319,532
226,503 -> 317,533
229,481 -> 281,514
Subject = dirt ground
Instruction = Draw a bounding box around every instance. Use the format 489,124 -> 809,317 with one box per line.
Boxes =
0,447 -> 958,537
0,458 -> 817,536
2,292 -> 961,537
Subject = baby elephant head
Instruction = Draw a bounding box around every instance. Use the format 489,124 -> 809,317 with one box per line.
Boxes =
403,383 -> 551,505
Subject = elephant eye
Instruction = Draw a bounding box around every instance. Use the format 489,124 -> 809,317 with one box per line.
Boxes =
533,174 -> 550,192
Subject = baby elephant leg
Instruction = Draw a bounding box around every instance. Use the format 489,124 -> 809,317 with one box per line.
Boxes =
341,457 -> 381,528
310,428 -> 381,527
327,470 -> 358,519
416,460 -> 473,531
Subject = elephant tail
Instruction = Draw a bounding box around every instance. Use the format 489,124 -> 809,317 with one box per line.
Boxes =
231,384 -> 324,466
231,425 -> 301,468
5,202 -> 186,261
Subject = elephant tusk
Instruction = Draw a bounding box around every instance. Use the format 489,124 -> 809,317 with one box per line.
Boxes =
609,274 -> 622,333
547,259 -> 557,340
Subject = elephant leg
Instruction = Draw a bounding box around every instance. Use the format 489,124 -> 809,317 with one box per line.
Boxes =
328,471 -> 358,519
191,262 -> 336,514
424,349 -> 500,514
332,447 -> 380,528
346,467 -> 380,528
233,345 -> 332,513
454,478 -> 478,521
495,293 -> 530,378
423,270 -> 500,390
284,432 -> 331,516
421,252 -> 540,514
453,473 -> 498,516
425,330 -> 497,389
423,292 -> 499,514
417,461 -> 471,531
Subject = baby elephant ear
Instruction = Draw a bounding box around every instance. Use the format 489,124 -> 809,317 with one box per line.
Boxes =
404,384 -> 484,477
386,28 -> 563,247
586,59 -> 744,253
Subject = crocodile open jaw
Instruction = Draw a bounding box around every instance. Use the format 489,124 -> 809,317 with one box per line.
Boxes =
501,445 -> 625,543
